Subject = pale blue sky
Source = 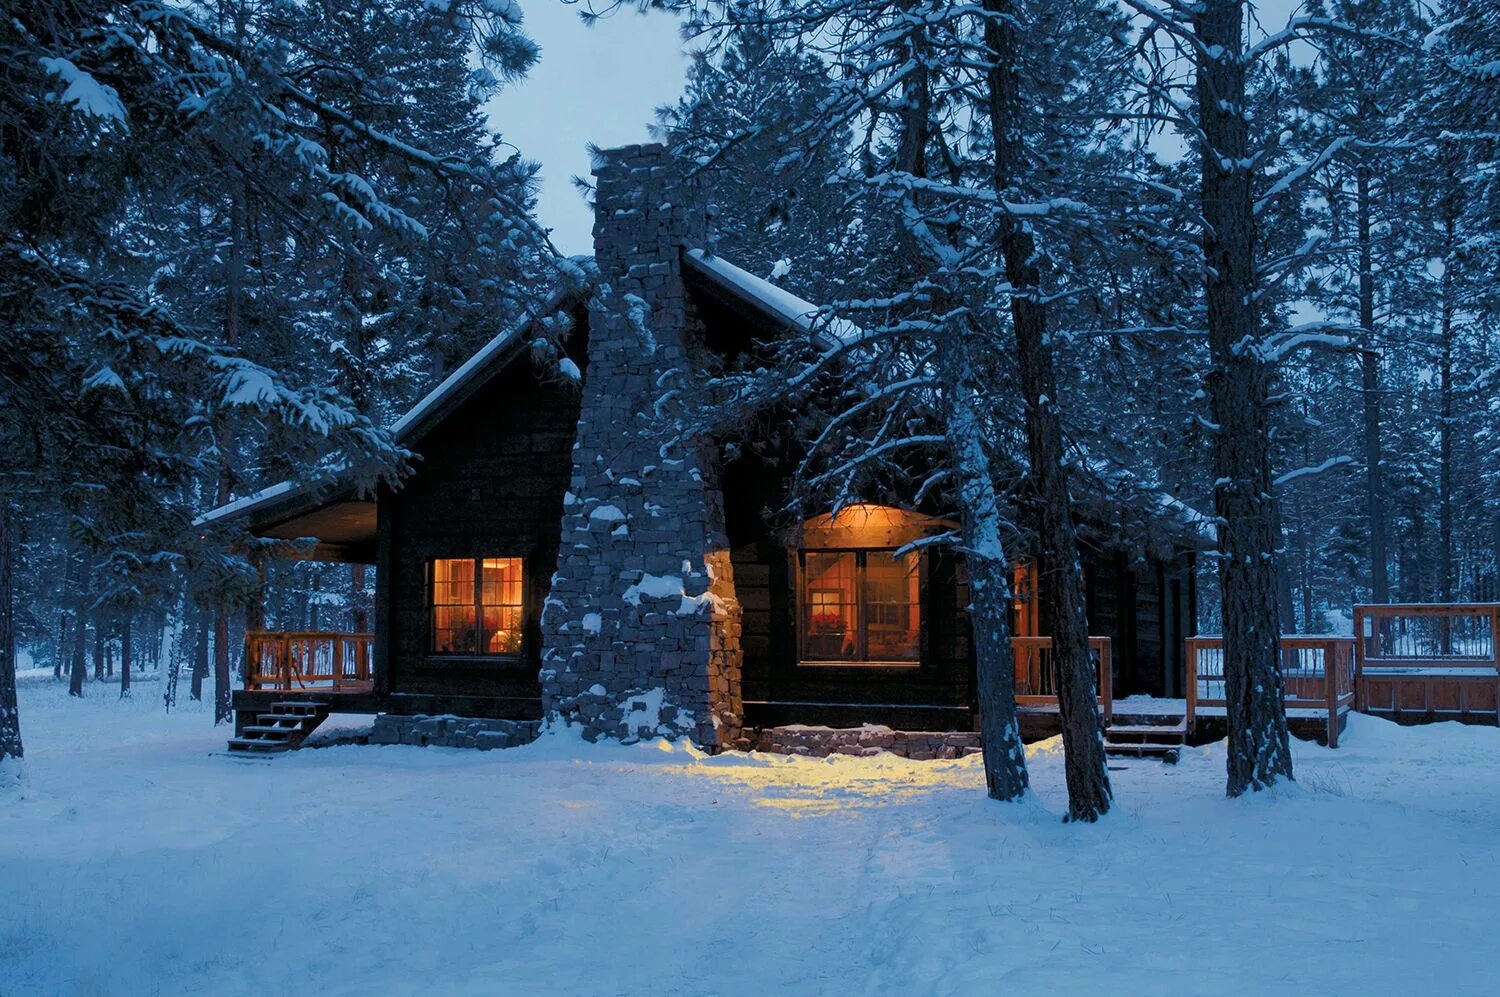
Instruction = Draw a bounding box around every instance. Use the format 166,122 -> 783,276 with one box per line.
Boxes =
487,4 -> 690,255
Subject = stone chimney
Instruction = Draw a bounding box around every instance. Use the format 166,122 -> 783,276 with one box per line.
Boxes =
539,144 -> 743,749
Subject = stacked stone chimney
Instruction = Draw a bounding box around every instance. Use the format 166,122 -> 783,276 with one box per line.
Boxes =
539,143 -> 743,749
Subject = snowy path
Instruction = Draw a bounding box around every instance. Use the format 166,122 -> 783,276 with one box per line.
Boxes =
3,677 -> 1498,995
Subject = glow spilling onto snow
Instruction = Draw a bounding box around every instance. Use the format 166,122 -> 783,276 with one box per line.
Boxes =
5,679 -> 1500,992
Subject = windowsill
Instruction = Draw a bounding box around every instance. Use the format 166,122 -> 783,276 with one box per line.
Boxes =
798,659 -> 922,670
419,655 -> 526,667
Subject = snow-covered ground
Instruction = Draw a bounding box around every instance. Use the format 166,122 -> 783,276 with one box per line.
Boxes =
3,674 -> 1498,995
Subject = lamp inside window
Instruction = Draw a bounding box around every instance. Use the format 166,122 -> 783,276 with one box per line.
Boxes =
431,556 -> 523,656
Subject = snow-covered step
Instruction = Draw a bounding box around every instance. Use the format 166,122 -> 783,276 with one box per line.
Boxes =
226,738 -> 292,753
1107,721 -> 1188,736
226,701 -> 330,755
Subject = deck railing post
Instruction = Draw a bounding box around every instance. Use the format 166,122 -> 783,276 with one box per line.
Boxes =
1324,638 -> 1339,748
1099,638 -> 1112,726
332,635 -> 343,693
1353,607 -> 1367,713
1184,637 -> 1198,734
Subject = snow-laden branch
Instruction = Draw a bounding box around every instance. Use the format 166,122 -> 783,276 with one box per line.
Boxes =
1255,137 -> 1352,215
1274,456 -> 1355,488
1252,323 -> 1361,362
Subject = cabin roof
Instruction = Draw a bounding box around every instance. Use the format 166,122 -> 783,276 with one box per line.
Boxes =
196,277 -> 589,539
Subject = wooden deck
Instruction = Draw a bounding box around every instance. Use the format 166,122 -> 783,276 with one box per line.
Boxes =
1013,636 -> 1113,723
1185,635 -> 1357,746
243,631 -> 374,693
1354,604 -> 1499,724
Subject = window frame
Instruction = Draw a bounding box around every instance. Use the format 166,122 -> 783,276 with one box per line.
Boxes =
795,547 -> 924,669
426,555 -> 526,660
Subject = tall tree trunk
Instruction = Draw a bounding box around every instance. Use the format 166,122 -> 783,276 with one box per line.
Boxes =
190,607 -> 209,701
69,584 -> 87,698
1356,168 -> 1389,606
164,595 -> 186,712
1195,0 -> 1293,795
351,563 -> 368,632
939,326 -> 1030,802
984,0 -> 1110,821
214,604 -> 232,724
1438,175 -> 1457,649
0,503 -> 22,765
92,612 -> 106,681
119,614 -> 132,699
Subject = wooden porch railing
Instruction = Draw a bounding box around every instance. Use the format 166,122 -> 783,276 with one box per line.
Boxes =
1012,636 -> 1113,724
1352,604 -> 1500,722
243,631 -> 374,693
1185,635 -> 1356,747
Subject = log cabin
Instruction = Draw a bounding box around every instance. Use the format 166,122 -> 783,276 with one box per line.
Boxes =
204,143 -> 1212,756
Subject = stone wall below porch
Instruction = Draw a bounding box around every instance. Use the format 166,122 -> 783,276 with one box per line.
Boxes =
369,714 -> 541,750
745,725 -> 983,760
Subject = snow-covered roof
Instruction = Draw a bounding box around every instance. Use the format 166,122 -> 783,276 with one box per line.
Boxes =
194,480 -> 300,527
683,249 -> 858,345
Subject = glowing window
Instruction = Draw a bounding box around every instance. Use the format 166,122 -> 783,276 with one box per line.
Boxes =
430,557 -> 523,656
800,549 -> 920,664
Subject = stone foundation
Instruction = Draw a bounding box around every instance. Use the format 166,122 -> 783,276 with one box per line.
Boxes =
746,725 -> 984,760
369,714 -> 541,750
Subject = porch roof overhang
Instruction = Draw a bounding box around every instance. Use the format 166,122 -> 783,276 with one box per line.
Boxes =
196,479 -> 376,563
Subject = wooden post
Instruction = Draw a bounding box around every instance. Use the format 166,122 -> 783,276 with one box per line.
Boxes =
280,633 -> 291,691
1098,638 -> 1113,726
332,635 -> 343,693
1324,638 -> 1340,749
1353,606 -> 1367,713
1184,637 -> 1198,734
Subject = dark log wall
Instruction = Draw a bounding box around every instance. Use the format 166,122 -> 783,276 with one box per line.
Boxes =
1081,547 -> 1198,699
376,356 -> 582,719
731,540 -> 976,731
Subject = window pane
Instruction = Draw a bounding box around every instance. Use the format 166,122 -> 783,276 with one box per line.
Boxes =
479,557 -> 524,655
864,550 -> 920,661
803,552 -> 859,661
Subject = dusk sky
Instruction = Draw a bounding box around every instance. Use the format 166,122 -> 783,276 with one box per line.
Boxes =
488,4 -> 690,255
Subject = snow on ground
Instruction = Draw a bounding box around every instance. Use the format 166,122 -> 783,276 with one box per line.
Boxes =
3,674 -> 1499,995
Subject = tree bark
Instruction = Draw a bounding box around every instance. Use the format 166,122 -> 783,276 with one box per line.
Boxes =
1437,173 -> 1457,649
0,503 -> 22,764
92,612 -> 106,681
351,563 -> 368,633
214,605 -> 232,725
1356,168 -> 1389,606
1195,0 -> 1293,795
69,584 -> 87,698
939,326 -> 1030,802
984,0 -> 1109,820
119,614 -> 132,699
190,608 -> 208,701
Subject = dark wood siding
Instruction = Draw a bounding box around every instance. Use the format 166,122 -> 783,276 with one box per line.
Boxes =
379,357 -> 581,718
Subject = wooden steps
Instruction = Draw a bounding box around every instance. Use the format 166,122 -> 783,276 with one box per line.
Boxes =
1105,718 -> 1187,763
227,701 -> 329,754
